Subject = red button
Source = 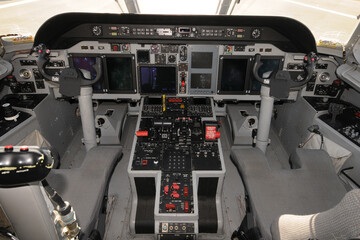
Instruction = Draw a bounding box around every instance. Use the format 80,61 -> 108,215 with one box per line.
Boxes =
166,204 -> 175,210
171,191 -> 179,198
182,81 -> 185,87
136,131 -> 148,137
216,131 -> 221,139
20,146 -> 29,152
164,185 -> 169,195
4,145 -> 13,152
184,201 -> 189,212
142,160 -> 148,166
112,44 -> 119,51
184,186 -> 188,197
172,183 -> 180,190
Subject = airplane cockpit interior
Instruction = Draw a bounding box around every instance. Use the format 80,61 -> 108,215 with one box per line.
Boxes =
0,1 -> 360,239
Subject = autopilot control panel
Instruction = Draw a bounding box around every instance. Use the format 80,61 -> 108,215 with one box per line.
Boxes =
128,96 -> 225,239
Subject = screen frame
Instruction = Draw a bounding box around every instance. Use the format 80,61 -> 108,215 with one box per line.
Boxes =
248,55 -> 284,95
69,53 -> 106,93
138,64 -> 178,95
103,54 -> 137,94
217,55 -> 252,95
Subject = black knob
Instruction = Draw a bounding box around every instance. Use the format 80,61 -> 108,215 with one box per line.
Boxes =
2,103 -> 19,121
97,118 -> 105,126
248,118 -> 256,127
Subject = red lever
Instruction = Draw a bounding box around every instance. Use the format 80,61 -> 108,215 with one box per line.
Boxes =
136,131 -> 148,137
171,191 -> 180,198
216,131 -> 220,139
164,185 -> 169,195
184,186 -> 188,197
172,183 -> 180,190
184,201 -> 189,213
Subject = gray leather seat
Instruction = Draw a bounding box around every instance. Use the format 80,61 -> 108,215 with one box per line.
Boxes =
230,147 -> 347,239
47,146 -> 122,238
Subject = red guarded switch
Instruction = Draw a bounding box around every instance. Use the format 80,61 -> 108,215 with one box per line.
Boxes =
164,185 -> 169,195
166,204 -> 175,210
171,183 -> 180,190
141,160 -> 148,166
184,201 -> 189,213
171,191 -> 180,198
136,131 -> 148,137
184,186 -> 188,197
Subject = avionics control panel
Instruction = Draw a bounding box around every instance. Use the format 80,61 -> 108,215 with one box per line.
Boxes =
128,96 -> 225,238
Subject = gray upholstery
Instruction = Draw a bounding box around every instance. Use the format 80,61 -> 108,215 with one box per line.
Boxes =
47,146 -> 122,238
271,189 -> 360,240
230,147 -> 347,239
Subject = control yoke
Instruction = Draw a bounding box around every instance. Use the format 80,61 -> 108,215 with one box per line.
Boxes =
34,43 -> 102,86
253,52 -> 318,89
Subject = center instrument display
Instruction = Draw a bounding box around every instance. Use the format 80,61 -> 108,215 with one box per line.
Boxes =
139,66 -> 177,94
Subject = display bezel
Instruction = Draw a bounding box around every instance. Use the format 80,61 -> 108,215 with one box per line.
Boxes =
103,54 -> 137,94
138,65 -> 178,95
217,55 -> 252,95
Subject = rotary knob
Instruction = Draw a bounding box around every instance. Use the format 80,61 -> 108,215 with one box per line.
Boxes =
251,28 -> 261,39
168,55 -> 176,63
92,25 -> 103,36
2,103 -> 19,122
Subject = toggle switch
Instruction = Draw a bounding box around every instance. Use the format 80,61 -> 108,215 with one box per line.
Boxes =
184,186 -> 188,197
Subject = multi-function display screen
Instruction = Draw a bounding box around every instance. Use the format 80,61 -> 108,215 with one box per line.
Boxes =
140,66 -> 176,94
219,58 -> 248,92
106,57 -> 135,92
191,73 -> 212,89
191,52 -> 213,69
